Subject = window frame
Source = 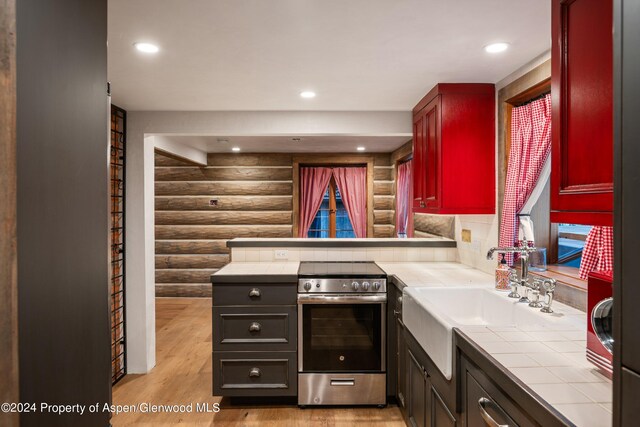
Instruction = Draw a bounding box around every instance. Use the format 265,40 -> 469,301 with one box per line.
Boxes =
307,177 -> 357,238
292,155 -> 374,238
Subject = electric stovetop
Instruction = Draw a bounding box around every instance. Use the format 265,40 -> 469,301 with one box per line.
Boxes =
297,261 -> 387,278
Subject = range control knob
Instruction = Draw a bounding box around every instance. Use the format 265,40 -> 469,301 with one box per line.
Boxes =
303,281 -> 313,291
351,281 -> 360,291
362,282 -> 370,291
372,282 -> 381,291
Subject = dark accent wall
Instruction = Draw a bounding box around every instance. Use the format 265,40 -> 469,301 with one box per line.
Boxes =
154,151 -> 395,297
614,0 -> 640,425
16,0 -> 111,426
0,0 -> 18,426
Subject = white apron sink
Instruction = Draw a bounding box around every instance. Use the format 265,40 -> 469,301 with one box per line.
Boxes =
402,286 -> 570,380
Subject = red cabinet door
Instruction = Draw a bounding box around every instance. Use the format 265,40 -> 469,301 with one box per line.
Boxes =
423,96 -> 441,210
550,0 -> 613,226
412,114 -> 425,209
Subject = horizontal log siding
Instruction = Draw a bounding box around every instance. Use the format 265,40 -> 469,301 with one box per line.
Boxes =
372,162 -> 394,237
155,151 -> 294,296
154,150 -> 396,295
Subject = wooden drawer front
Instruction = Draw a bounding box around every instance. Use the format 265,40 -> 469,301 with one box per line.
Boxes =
213,283 -> 296,306
213,351 -> 297,397
213,306 -> 296,351
465,371 -> 517,427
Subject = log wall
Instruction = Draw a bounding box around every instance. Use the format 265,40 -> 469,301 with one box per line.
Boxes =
155,151 -> 396,296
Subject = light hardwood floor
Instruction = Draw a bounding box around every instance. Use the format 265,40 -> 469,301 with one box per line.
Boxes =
112,298 -> 405,426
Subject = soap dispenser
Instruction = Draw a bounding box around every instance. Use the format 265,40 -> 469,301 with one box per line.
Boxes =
495,253 -> 511,292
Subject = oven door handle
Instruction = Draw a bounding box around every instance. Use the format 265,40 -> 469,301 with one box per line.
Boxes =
297,294 -> 387,304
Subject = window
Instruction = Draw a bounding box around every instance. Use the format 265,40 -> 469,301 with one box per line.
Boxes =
557,224 -> 592,267
307,178 -> 355,238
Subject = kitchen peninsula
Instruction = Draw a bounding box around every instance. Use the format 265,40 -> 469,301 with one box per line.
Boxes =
211,238 -> 612,427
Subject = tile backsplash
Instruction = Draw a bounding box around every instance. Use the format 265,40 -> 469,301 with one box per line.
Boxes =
232,246 -> 458,263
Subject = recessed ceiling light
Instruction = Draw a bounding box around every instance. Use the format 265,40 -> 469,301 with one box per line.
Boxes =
231,147 -> 241,152
484,42 -> 509,53
300,91 -> 316,99
134,42 -> 159,53
357,146 -> 366,151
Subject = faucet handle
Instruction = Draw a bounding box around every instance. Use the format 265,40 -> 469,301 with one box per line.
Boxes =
540,278 -> 557,292
508,269 -> 518,283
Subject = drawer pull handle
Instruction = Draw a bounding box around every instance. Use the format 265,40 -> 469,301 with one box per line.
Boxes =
248,288 -> 261,298
249,367 -> 261,378
249,322 -> 262,332
478,397 -> 510,427
330,378 -> 355,386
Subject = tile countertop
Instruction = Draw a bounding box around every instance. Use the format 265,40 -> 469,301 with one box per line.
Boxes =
214,262 -> 300,276
381,263 -> 612,427
377,262 -> 495,288
211,261 -> 612,426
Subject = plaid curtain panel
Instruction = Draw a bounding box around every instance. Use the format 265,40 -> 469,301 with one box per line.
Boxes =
579,226 -> 614,279
499,94 -> 552,264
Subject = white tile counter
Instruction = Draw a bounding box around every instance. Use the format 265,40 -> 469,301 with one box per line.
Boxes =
377,261 -> 494,287
380,263 -> 612,427
214,261 -> 300,276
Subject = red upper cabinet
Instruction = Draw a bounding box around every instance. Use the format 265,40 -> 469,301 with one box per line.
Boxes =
551,0 -> 613,226
412,84 -> 495,214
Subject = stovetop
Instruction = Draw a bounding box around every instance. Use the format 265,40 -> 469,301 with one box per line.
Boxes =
297,261 -> 387,278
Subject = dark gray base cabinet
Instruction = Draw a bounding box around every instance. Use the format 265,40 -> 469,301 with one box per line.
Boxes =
456,331 -> 570,427
389,280 -> 456,427
212,280 -> 297,397
405,333 -> 456,427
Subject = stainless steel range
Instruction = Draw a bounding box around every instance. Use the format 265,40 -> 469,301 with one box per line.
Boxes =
297,261 -> 387,406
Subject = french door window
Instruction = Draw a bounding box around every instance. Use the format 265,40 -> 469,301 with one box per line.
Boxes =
307,178 -> 355,238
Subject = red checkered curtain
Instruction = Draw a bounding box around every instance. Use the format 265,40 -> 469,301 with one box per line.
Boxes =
579,226 -> 614,279
499,94 -> 552,263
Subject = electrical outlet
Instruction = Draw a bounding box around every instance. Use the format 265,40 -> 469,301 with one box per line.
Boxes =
471,239 -> 481,253
461,229 -> 472,243
274,250 -> 289,260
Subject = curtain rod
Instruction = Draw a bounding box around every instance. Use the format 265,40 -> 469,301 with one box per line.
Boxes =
515,91 -> 551,107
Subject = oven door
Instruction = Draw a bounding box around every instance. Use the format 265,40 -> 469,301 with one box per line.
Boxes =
297,294 -> 386,373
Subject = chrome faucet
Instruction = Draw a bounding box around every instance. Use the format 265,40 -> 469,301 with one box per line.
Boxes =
487,244 -> 538,300
487,245 -> 557,313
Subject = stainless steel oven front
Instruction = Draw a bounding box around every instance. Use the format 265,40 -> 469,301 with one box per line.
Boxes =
297,293 -> 387,406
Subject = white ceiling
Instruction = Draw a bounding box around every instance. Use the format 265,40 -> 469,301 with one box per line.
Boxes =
153,135 -> 411,153
108,0 -> 551,111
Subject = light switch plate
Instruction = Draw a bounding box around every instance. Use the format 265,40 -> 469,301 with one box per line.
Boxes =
461,229 -> 472,243
275,250 -> 289,260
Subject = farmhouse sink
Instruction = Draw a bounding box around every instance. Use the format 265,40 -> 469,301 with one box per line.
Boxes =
402,287 -> 555,380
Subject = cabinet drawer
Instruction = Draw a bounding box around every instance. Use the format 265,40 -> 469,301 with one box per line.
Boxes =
465,371 -> 517,427
213,351 -> 297,397
213,305 -> 297,351
213,283 -> 296,306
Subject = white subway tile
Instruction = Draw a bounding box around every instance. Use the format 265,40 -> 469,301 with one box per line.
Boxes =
393,248 -> 408,262
419,248 -> 434,262
245,249 -> 260,262
352,250 -> 366,261
300,249 -> 315,261
232,249 -> 246,262
313,249 -> 328,261
259,249 -> 274,262
433,248 -> 448,261
406,248 -> 421,262
365,248 -> 380,261
378,248 -> 394,262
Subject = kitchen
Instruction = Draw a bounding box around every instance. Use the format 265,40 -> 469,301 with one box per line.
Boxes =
2,0 -> 639,426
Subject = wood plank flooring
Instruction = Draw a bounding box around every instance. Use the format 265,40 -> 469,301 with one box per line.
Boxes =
112,298 -> 405,426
